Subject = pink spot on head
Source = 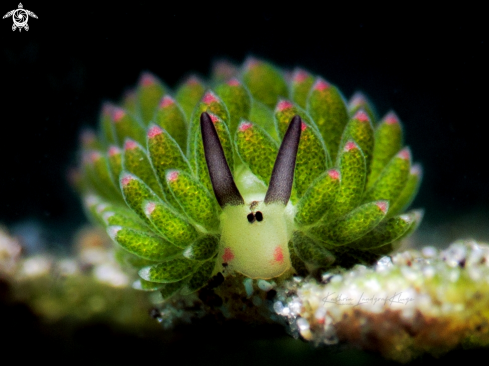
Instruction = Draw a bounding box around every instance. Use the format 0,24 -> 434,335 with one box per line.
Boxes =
398,148 -> 411,160
112,107 -> 125,122
273,246 -> 284,264
376,201 -> 389,213
160,95 -> 174,108
202,91 -> 218,104
384,112 -> 399,125
314,78 -> 330,91
108,145 -> 121,157
222,247 -> 235,263
328,169 -> 340,180
301,122 -> 307,131
227,78 -> 240,86
276,100 -> 294,112
238,122 -> 253,132
208,113 -> 219,123
140,72 -> 155,86
145,202 -> 156,215
354,110 -> 369,122
166,170 -> 179,182
124,139 -> 138,150
148,125 -> 163,138
344,141 -> 357,151
292,69 -> 309,83
121,175 -> 134,187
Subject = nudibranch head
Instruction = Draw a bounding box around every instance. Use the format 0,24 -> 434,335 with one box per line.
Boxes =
76,57 -> 423,299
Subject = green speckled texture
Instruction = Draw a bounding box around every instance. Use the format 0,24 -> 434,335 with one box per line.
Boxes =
166,170 -> 219,231
295,169 -> 340,226
144,200 -> 199,249
76,57 -> 423,298
290,69 -> 315,109
139,257 -> 199,283
123,140 -> 164,198
241,58 -> 288,109
174,76 -> 206,120
311,201 -> 388,245
368,115 -> 403,188
214,79 -> 251,134
235,122 -> 278,184
363,150 -> 411,208
307,81 -> 349,162
292,231 -> 334,267
183,235 -> 219,261
120,173 -> 159,223
136,75 -> 166,125
326,141 -> 366,220
154,96 -> 187,150
111,226 -> 181,261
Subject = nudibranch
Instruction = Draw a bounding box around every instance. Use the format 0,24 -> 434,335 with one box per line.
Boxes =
202,112 -> 301,279
76,57 -> 423,298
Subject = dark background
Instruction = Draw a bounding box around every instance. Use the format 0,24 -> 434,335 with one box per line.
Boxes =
1,5 -> 488,247
1,3 -> 489,365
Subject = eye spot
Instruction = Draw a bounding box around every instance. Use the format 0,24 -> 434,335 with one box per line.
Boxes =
256,211 -> 263,221
247,213 -> 255,223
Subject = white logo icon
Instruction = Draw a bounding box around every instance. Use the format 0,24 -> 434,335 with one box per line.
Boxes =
3,3 -> 37,32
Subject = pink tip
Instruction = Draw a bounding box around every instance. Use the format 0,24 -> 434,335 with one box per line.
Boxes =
107,226 -> 122,239
273,246 -> 284,264
121,175 -> 133,187
166,170 -> 179,182
244,57 -> 259,69
301,122 -> 307,131
148,125 -> 163,138
276,100 -> 294,112
202,91 -> 218,104
293,69 -> 309,83
108,145 -> 121,157
239,122 -> 253,131
222,247 -> 235,263
384,112 -> 399,125
159,95 -> 174,108
376,201 -> 388,213
314,78 -> 330,91
89,151 -> 101,162
185,75 -> 201,85
411,163 -> 422,176
349,92 -> 366,106
112,107 -> 125,122
344,141 -> 357,151
102,102 -> 114,116
398,148 -> 411,160
145,202 -> 156,215
227,78 -> 240,86
140,72 -> 156,86
80,130 -> 96,145
328,169 -> 340,180
354,110 -> 369,122
208,113 -> 219,123
124,140 -> 137,150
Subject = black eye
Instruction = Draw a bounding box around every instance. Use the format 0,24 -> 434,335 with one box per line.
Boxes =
255,211 -> 263,221
247,213 -> 255,223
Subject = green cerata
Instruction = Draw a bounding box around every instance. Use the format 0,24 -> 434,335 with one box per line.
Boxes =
75,57 -> 423,298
